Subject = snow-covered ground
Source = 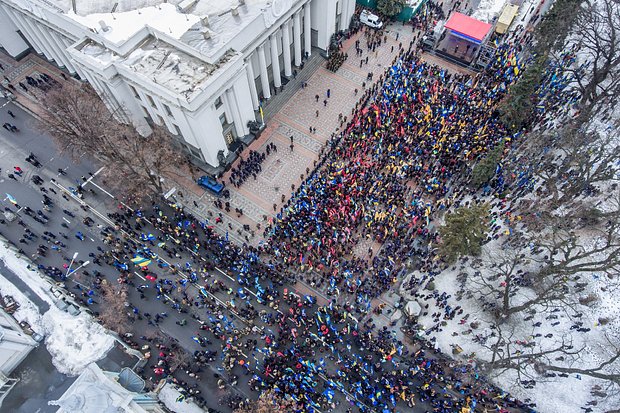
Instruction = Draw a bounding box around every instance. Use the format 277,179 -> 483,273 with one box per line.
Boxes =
0,246 -> 115,376
158,383 -> 205,413
472,0 -> 506,22
401,193 -> 620,413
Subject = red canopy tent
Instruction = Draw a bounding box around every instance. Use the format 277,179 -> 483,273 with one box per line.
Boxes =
444,12 -> 492,44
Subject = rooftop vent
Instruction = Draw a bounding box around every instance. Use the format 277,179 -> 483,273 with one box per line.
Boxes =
98,20 -> 110,32
201,16 -> 210,27
177,0 -> 198,13
203,31 -> 212,40
231,6 -> 239,16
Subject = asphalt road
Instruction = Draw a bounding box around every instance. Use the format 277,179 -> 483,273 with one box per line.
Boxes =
0,98 -> 458,413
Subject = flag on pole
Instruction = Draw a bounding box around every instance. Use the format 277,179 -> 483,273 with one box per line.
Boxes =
5,193 -> 17,205
131,255 -> 152,267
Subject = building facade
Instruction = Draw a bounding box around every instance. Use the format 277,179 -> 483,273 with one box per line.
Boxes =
0,0 -> 356,171
0,308 -> 37,407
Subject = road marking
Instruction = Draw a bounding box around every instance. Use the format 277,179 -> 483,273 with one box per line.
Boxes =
62,217 -> 71,224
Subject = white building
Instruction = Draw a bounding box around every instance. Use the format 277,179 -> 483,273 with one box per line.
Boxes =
49,363 -> 167,413
0,0 -> 356,171
0,308 -> 37,407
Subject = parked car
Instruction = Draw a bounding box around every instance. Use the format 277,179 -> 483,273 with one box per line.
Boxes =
359,10 -> 383,29
197,175 -> 225,196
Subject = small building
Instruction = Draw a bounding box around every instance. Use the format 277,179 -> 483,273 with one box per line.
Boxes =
0,0 -> 357,174
49,363 -> 166,413
495,4 -> 520,34
0,308 -> 38,408
435,12 -> 492,66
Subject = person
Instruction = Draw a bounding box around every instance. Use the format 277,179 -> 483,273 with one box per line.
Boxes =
7,110 -> 15,118
75,231 -> 85,241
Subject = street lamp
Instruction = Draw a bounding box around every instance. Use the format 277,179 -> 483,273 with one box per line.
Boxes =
66,252 -> 79,277
67,260 -> 89,277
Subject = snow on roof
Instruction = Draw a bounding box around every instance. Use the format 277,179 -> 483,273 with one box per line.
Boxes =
472,0 -> 507,23
180,3 -> 265,60
123,39 -> 237,97
158,383 -> 204,413
80,41 -> 119,65
46,0 -> 268,16
67,3 -> 200,43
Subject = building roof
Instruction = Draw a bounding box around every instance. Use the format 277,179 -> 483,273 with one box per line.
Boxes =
444,12 -> 492,43
46,0 -> 268,16
121,39 -> 238,98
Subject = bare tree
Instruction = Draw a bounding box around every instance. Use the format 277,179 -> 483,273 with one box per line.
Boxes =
166,344 -> 191,373
479,323 -> 620,388
98,281 -> 130,335
559,0 -> 620,119
233,390 -> 300,413
38,81 -> 190,205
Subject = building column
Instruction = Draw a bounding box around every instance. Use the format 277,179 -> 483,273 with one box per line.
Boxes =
245,57 -> 259,109
225,88 -> 245,138
281,20 -> 292,77
304,2 -> 312,57
339,0 -> 350,31
14,13 -> 52,59
269,32 -> 281,88
257,43 -> 271,100
293,11 -> 302,66
48,32 -> 75,72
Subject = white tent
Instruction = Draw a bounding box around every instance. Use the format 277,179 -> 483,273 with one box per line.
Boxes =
405,300 -> 422,317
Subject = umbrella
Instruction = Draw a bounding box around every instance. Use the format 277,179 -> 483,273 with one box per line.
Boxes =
405,300 -> 422,317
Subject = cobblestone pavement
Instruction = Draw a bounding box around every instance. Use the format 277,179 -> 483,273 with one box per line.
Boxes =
0,53 -> 77,119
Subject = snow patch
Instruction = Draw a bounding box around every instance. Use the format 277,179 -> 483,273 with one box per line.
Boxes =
0,245 -> 115,376
158,383 -> 205,413
68,3 -> 200,44
472,0 -> 506,23
42,306 -> 115,376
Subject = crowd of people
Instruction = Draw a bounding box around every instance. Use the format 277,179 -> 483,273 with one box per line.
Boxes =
0,0 -> 562,411
265,37 -> 524,305
228,147 -> 275,188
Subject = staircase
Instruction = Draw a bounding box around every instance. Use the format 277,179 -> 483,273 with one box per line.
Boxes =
262,49 -> 325,122
0,374 -> 19,407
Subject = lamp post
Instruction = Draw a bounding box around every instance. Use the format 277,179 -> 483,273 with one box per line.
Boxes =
66,251 -> 89,278
66,252 -> 79,277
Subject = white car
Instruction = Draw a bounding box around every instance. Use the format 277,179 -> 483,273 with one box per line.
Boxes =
360,10 -> 383,29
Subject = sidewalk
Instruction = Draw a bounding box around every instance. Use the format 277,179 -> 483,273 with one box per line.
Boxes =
0,52 -> 76,119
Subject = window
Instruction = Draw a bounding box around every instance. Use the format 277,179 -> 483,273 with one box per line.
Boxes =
163,104 -> 173,117
219,113 -> 228,126
146,94 -> 156,108
172,123 -> 182,136
186,143 -> 203,161
214,96 -> 223,109
129,85 -> 140,99
142,106 -> 153,124
157,115 -> 165,126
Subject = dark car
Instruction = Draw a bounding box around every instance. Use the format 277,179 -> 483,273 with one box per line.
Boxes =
197,175 -> 225,195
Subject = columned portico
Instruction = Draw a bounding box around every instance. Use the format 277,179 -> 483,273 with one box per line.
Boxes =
281,20 -> 292,77
245,58 -> 259,109
269,33 -> 281,88
257,43 -> 271,100
304,3 -> 312,57
340,0 -> 351,31
293,11 -> 302,66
